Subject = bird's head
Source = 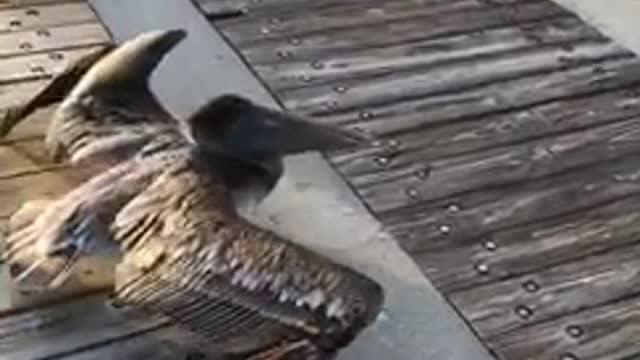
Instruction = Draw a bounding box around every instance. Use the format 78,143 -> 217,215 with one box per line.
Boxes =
186,94 -> 369,203
188,94 -> 368,171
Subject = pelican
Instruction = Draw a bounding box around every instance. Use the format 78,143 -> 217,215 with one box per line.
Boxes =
4,94 -> 383,359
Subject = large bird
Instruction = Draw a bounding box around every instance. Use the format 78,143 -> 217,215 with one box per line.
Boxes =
0,29 -> 187,168
4,94 -> 383,359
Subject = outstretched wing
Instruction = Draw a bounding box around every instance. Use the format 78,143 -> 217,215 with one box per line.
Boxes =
0,45 -> 114,138
3,150 -> 185,290
112,161 -> 383,356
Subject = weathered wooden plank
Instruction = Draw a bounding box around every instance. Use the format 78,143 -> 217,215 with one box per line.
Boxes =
0,45 -> 105,84
311,54 -> 640,133
195,0 -> 527,16
334,84 -> 640,179
0,1 -> 82,12
449,241 -> 640,338
0,295 -> 189,360
222,0 -> 493,45
0,135 -> 58,173
430,202 -> 640,291
257,17 -> 602,91
0,137 -> 49,168
354,110 -> 640,213
0,160 -> 78,218
487,295 -> 640,360
0,106 -> 51,142
280,38 -> 625,115
0,22 -> 108,58
0,2 -> 96,34
396,156 -> 640,286
227,0 -> 565,64
0,79 -> 52,109
197,0 -> 473,19
328,56 -> 640,204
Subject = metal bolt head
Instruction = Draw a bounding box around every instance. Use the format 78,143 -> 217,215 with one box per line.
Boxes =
439,224 -> 451,235
260,27 -> 271,34
49,52 -> 64,60
359,111 -> 372,120
406,187 -> 419,198
334,85 -> 347,93
387,139 -> 399,148
30,65 -> 45,74
9,19 -> 21,28
475,262 -> 489,275
25,8 -> 39,16
416,167 -> 432,180
36,28 -> 50,37
324,100 -> 338,109
566,325 -> 584,338
522,280 -> 540,293
483,240 -> 497,251
447,203 -> 461,213
19,41 -> 33,51
299,74 -> 312,83
515,305 -> 533,319
310,60 -> 324,69
375,156 -> 389,166
276,50 -> 292,59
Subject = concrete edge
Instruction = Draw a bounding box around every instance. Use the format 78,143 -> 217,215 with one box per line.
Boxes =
551,0 -> 640,59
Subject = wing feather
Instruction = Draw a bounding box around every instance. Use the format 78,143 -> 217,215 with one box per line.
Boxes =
112,161 -> 383,354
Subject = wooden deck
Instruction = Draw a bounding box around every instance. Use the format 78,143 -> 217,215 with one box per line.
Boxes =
3,0 -> 640,359
197,0 -> 640,359
0,0 -> 110,219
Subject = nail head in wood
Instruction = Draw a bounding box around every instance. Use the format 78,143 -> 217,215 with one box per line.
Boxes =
566,325 -> 584,338
483,240 -> 497,251
475,262 -> 489,275
522,280 -> 540,293
515,305 -> 533,319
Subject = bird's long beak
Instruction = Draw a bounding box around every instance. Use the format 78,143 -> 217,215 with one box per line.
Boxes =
223,104 -> 371,158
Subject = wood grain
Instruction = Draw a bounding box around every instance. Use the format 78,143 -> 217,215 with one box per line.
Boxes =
451,241 -> 640,338
488,295 -> 640,360
228,1 -> 565,65
405,155 -> 640,290
0,294 -> 192,360
0,45 -> 106,85
0,22 -> 108,58
210,0 -> 640,358
0,2 -> 96,33
258,17 -> 602,91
